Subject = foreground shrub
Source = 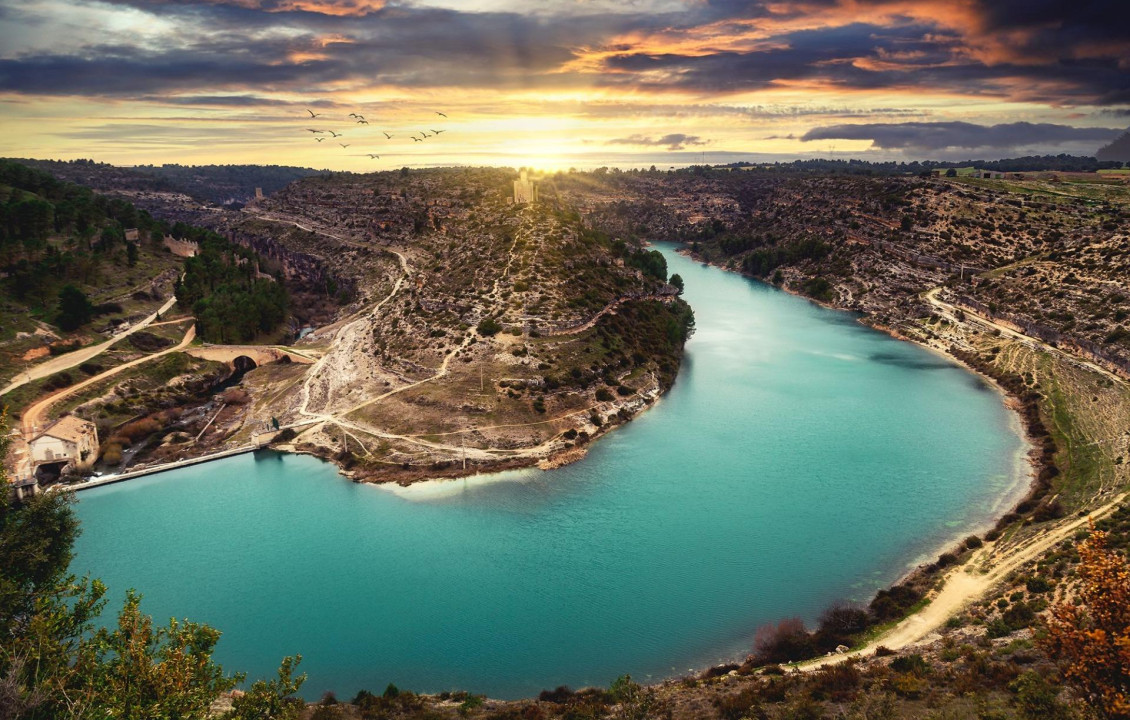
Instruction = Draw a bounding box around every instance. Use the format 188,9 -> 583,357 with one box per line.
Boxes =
754,617 -> 815,665
1042,528 -> 1130,719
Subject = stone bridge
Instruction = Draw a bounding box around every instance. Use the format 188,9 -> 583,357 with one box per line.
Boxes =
185,344 -> 315,369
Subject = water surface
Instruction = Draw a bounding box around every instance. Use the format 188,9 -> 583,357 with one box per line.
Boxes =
73,245 -> 1027,699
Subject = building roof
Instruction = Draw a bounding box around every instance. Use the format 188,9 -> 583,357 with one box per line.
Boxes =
33,415 -> 96,445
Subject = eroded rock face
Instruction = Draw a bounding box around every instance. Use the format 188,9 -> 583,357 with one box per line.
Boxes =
558,171 -> 1130,379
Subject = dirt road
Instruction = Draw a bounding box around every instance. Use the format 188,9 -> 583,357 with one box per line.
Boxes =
803,491 -> 1126,669
21,323 -> 195,436
2,294 -> 180,397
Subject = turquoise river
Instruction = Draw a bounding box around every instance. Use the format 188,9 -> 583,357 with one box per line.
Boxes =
72,244 -> 1029,699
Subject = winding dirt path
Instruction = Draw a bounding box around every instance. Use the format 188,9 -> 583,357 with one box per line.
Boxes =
794,288 -> 1130,668
2,294 -> 180,397
21,323 -> 196,436
805,491 -> 1126,668
924,287 -> 1126,386
544,292 -> 676,337
339,227 -> 524,417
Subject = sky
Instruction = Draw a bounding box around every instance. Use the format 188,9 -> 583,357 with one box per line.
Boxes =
0,0 -> 1128,171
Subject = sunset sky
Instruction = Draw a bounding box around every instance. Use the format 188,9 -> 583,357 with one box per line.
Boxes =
1,0 -> 1127,170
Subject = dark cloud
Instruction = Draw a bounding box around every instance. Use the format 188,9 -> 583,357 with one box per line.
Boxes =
607,133 -> 709,150
0,0 -> 1127,108
800,121 -> 1123,153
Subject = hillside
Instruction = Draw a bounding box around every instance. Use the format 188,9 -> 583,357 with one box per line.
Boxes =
1097,130 -> 1130,163
233,168 -> 694,481
1,163 -> 693,485
10,158 -> 324,206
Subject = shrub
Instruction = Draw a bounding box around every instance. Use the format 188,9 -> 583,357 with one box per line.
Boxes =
222,388 -> 251,405
988,601 -> 1037,638
964,535 -> 984,549
814,605 -> 869,651
595,388 -> 614,402
890,654 -> 929,675
44,372 -> 74,390
537,686 -> 573,704
713,686 -> 763,720
101,442 -> 123,465
1026,576 -> 1053,593
1010,671 -> 1072,720
272,428 -> 297,444
477,317 -> 503,336
753,617 -> 815,665
49,341 -> 81,356
119,417 -> 162,442
811,662 -> 861,701
870,584 -> 922,621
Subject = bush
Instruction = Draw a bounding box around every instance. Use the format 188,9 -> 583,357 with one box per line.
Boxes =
754,617 -> 815,664
119,417 -> 162,442
595,388 -> 614,402
870,584 -> 922,621
1026,576 -> 1053,593
815,605 -> 869,651
272,428 -> 297,444
889,654 -> 929,675
49,340 -> 81,356
537,686 -> 574,704
964,535 -> 984,549
44,372 -> 74,390
101,442 -> 123,465
811,662 -> 861,701
477,317 -> 503,336
713,686 -> 763,720
222,388 -> 251,405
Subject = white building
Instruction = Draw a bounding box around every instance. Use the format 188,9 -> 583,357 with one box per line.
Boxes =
29,415 -> 99,472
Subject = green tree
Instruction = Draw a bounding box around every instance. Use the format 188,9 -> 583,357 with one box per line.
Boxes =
669,273 -> 685,294
56,284 -> 93,331
223,655 -> 306,720
0,417 -> 274,719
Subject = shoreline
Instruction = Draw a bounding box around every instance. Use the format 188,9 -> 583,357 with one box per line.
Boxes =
65,243 -> 1053,700
666,245 -> 1054,667
677,245 -> 1041,541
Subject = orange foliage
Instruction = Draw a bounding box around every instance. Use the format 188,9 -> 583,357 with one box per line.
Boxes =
1042,527 -> 1130,719
119,417 -> 162,441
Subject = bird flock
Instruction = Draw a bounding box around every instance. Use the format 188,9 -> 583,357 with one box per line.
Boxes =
303,108 -> 450,161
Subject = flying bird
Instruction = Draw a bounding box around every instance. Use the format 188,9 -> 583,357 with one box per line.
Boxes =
411,136 -> 422,142
329,130 -> 342,138
348,113 -> 365,119
306,109 -> 322,118
339,143 -> 350,148
306,129 -> 324,134
315,137 -> 325,142
368,154 -> 380,159
420,130 -> 431,137
431,129 -> 446,135
435,111 -> 447,118
357,119 -> 369,124
383,132 -> 392,139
